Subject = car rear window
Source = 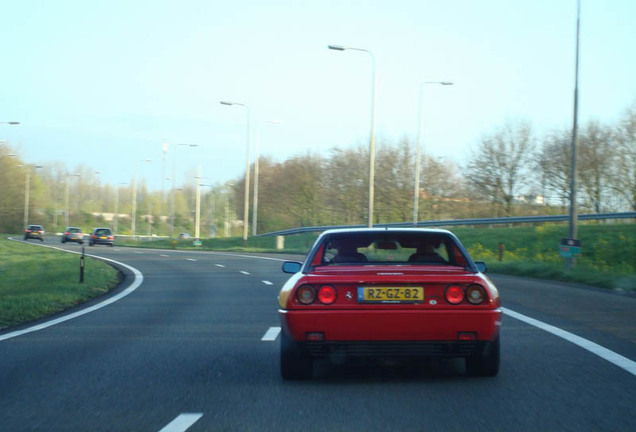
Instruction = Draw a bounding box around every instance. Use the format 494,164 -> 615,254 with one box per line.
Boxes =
95,229 -> 111,235
317,232 -> 468,267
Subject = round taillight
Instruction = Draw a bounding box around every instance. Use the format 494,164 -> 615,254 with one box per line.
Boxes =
445,285 -> 464,305
317,285 -> 336,304
466,285 -> 486,305
296,285 -> 316,305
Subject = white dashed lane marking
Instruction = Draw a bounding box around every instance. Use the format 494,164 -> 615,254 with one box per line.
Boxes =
262,280 -> 273,286
240,271 -> 250,275
262,327 -> 281,341
503,307 -> 636,377
158,413 -> 203,432
186,258 -> 197,262
215,264 -> 226,268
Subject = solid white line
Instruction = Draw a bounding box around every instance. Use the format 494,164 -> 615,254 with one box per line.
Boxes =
0,251 -> 144,342
503,307 -> 636,376
262,280 -> 273,286
261,327 -> 281,341
158,413 -> 203,432
240,271 -> 250,275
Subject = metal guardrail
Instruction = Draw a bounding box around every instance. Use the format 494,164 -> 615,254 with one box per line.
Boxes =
259,212 -> 636,237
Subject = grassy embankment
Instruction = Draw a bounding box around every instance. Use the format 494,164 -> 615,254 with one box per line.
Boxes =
0,238 -> 120,330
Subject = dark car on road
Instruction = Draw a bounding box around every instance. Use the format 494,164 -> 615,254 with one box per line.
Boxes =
89,227 -> 114,246
61,227 -> 84,244
24,225 -> 45,241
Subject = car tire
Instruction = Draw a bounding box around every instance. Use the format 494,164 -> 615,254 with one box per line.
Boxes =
466,335 -> 500,377
280,331 -> 313,380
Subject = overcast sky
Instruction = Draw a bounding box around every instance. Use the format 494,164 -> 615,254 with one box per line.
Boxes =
2,0 -> 635,191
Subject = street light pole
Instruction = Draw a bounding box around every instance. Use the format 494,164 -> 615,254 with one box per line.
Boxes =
328,44 -> 377,227
253,120 -> 281,236
114,182 -> 128,235
413,81 -> 454,225
220,101 -> 251,244
65,173 -> 81,227
194,165 -> 202,240
23,165 -> 43,229
568,0 -> 581,268
171,143 -> 198,238
132,159 -> 152,239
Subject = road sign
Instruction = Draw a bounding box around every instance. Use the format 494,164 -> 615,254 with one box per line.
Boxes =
559,238 -> 581,258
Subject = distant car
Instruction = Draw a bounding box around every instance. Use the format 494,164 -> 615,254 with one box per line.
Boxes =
89,227 -> 114,246
61,227 -> 84,244
24,224 -> 45,241
178,233 -> 191,239
278,228 -> 502,380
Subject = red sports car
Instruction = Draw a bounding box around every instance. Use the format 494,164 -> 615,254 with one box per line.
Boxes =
278,228 -> 501,379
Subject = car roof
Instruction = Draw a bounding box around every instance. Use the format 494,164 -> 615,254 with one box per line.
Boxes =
319,227 -> 454,236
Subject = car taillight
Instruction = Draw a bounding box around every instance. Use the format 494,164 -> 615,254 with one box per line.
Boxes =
296,285 -> 316,305
445,285 -> 464,304
317,285 -> 336,304
466,284 -> 486,305
92,235 -> 97,239
64,232 -> 69,235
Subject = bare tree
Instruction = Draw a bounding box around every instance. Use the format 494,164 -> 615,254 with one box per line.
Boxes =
466,121 -> 536,216
374,137 -> 414,223
577,120 -> 616,213
536,127 -> 572,208
613,101 -> 636,210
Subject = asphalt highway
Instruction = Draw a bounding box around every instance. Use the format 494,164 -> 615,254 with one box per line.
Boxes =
1,238 -> 635,431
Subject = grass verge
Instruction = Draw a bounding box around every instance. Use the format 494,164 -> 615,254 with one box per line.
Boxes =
0,238 -> 120,330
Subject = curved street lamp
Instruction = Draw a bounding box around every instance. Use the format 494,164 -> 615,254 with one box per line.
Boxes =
131,159 -> 152,239
253,120 -> 281,236
413,81 -> 454,225
65,173 -> 81,227
220,101 -> 251,244
171,143 -> 199,237
328,44 -> 376,227
24,164 -> 44,229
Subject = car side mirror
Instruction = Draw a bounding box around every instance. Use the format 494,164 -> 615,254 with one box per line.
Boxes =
474,262 -> 488,273
282,261 -> 302,274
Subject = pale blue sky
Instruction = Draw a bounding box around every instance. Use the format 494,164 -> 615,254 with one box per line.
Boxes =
2,0 -> 635,190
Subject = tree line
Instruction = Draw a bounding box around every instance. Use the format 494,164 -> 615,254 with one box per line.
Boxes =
1,100 -> 634,236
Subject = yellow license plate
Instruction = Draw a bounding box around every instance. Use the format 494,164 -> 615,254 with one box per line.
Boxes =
358,286 -> 424,303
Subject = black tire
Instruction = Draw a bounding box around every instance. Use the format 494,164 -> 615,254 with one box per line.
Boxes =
280,331 -> 313,380
466,335 -> 500,377
40,238 -> 44,242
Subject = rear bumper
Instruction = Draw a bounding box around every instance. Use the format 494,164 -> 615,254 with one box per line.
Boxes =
301,340 -> 488,359
280,308 -> 502,343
